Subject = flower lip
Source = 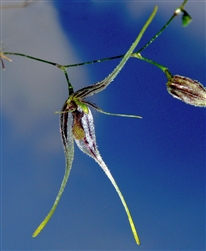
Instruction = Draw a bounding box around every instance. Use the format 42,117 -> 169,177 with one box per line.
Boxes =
72,110 -> 85,140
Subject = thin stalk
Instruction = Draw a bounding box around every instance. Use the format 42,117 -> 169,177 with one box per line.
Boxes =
2,0 -> 188,70
138,0 -> 188,54
132,53 -> 173,80
58,66 -> 74,95
3,52 -> 58,67
63,0 -> 188,67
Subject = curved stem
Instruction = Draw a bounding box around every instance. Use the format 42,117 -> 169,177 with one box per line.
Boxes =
2,0 -> 188,71
64,0 -> 188,67
137,0 -> 188,54
131,53 -> 173,80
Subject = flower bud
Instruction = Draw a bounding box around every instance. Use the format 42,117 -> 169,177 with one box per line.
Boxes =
182,10 -> 192,27
166,75 -> 206,107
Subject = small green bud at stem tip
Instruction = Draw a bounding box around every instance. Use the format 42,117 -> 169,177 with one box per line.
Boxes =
182,10 -> 192,27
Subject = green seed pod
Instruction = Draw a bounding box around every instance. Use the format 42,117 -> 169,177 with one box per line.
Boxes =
167,75 -> 206,107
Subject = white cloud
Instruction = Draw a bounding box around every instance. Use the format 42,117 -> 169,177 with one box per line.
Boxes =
1,1 -> 89,153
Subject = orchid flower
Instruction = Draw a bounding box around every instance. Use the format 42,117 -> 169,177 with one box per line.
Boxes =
32,6 -> 158,245
131,53 -> 206,107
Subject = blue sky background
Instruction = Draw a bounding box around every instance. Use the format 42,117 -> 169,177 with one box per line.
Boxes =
1,1 -> 205,250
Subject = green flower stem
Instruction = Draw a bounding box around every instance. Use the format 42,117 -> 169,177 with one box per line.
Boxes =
3,0 -> 188,71
3,52 -> 58,67
1,52 -> 74,94
58,65 -> 74,95
138,0 -> 188,54
61,0 -> 187,68
131,52 -> 173,80
180,0 -> 189,11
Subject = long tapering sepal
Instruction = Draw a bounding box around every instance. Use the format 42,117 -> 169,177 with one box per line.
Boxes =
73,106 -> 141,245
32,103 -> 74,237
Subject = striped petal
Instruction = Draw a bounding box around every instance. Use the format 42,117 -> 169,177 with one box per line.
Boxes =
32,102 -> 74,237
73,105 -> 141,245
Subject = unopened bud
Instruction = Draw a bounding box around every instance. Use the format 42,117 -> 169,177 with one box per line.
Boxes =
167,75 -> 206,107
182,10 -> 192,27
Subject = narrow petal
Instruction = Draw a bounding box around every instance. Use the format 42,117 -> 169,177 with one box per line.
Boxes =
73,106 -> 141,245
85,101 -> 142,119
73,106 -> 98,158
32,103 -> 74,237
74,6 -> 158,99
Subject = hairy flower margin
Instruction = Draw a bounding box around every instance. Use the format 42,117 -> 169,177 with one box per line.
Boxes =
2,0 -> 204,246
131,53 -> 206,108
31,5 -> 159,246
166,75 -> 206,107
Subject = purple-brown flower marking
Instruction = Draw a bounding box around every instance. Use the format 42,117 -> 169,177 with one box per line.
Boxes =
61,96 -> 99,160
32,6 -> 158,244
167,75 -> 206,107
72,110 -> 85,140
58,82 -> 142,244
